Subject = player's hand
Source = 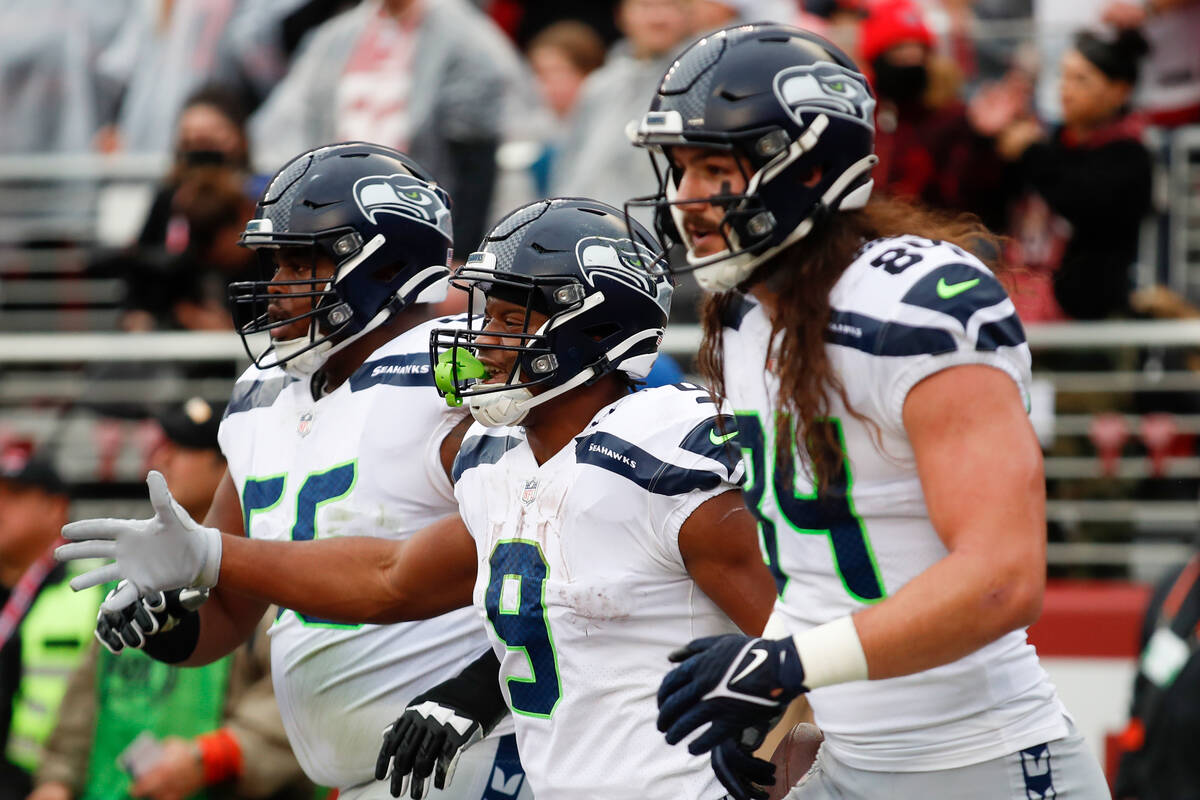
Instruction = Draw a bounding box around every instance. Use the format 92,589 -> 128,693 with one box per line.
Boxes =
658,634 -> 807,755
375,696 -> 491,799
96,581 -> 210,654
711,720 -> 776,800
56,471 -> 223,609
128,736 -> 205,800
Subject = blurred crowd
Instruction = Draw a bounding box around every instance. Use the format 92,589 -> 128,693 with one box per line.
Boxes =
1,2 -> 1200,799
0,0 -> 1197,330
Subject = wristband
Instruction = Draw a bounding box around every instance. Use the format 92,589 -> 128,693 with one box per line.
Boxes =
196,728 -> 243,785
791,616 -> 869,690
140,608 -> 201,664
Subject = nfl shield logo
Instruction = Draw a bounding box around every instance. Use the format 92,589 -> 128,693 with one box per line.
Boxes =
520,477 -> 538,506
297,411 -> 314,437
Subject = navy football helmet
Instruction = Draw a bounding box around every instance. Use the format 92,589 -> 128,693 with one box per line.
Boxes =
431,198 -> 672,427
231,142 -> 453,376
627,24 -> 878,291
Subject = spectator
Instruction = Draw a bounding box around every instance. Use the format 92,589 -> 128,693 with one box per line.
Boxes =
248,0 -> 531,256
1113,552 -> 1200,799
525,20 -> 608,194
0,2 -> 131,154
551,0 -> 694,225
528,21 -> 607,123
0,447 -> 104,800
792,0 -> 868,60
488,0 -> 622,48
28,398 -> 312,800
988,27 -> 1153,321
688,0 -> 794,35
861,0 -> 1007,228
121,165 -> 257,333
94,0 -> 251,155
1103,0 -> 1200,127
99,85 -> 257,333
139,84 -> 253,252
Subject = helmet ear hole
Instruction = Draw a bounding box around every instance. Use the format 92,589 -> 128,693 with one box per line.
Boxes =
583,322 -> 621,343
370,260 -> 408,284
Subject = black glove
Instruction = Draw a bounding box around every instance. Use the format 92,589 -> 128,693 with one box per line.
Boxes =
658,634 -> 807,754
376,649 -> 508,799
95,580 -> 209,654
712,732 -> 777,800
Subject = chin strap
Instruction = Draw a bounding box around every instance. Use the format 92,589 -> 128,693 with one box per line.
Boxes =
272,305 -> 395,378
468,366 -> 599,427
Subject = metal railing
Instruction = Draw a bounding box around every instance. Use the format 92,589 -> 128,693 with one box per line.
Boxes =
2,319 -> 1199,575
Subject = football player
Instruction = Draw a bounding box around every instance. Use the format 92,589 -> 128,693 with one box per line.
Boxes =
625,24 -> 1111,799
64,142 -> 530,800
57,198 -> 779,800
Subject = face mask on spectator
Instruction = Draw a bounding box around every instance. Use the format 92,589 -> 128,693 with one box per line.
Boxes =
872,59 -> 928,104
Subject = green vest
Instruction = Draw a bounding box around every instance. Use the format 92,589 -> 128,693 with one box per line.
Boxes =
83,646 -> 232,800
6,570 -> 105,772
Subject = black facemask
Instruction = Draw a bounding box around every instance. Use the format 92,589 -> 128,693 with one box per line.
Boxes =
872,60 -> 928,104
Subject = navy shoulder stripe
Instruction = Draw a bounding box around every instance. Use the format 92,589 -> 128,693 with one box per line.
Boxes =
826,310 -> 957,357
226,375 -> 294,417
349,353 -> 434,391
901,263 -> 1008,328
678,414 -> 743,480
722,295 -> 756,331
452,433 -> 523,483
575,431 -> 723,495
976,313 -> 1027,351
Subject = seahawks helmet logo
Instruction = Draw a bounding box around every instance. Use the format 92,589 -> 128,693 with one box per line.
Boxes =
774,63 -> 875,130
576,236 -> 671,313
353,173 -> 452,239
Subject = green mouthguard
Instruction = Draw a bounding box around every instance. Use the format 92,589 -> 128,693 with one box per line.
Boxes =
434,347 -> 487,407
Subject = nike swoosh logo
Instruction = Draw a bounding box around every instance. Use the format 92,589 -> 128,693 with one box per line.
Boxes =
710,429 -> 738,446
936,277 -> 980,299
731,648 -> 768,685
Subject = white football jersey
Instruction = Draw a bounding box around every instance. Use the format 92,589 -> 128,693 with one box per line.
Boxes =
219,316 -> 507,790
722,236 -> 1068,771
452,384 -> 743,800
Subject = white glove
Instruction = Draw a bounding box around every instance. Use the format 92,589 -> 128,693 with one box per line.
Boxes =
56,471 -> 223,611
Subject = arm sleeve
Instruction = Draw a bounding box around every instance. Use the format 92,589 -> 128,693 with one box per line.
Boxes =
414,648 -> 508,733
34,641 -> 99,795
223,610 -> 310,798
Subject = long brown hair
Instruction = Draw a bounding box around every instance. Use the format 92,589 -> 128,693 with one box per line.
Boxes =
698,195 -> 1008,487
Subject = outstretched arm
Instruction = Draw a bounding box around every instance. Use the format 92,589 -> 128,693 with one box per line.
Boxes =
59,471 -> 479,629
190,470 -> 271,665
216,513 -> 477,625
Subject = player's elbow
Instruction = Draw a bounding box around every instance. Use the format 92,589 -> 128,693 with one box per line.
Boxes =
990,453 -> 1046,631
364,558 -> 413,624
995,565 -> 1044,632
978,540 -> 1046,635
